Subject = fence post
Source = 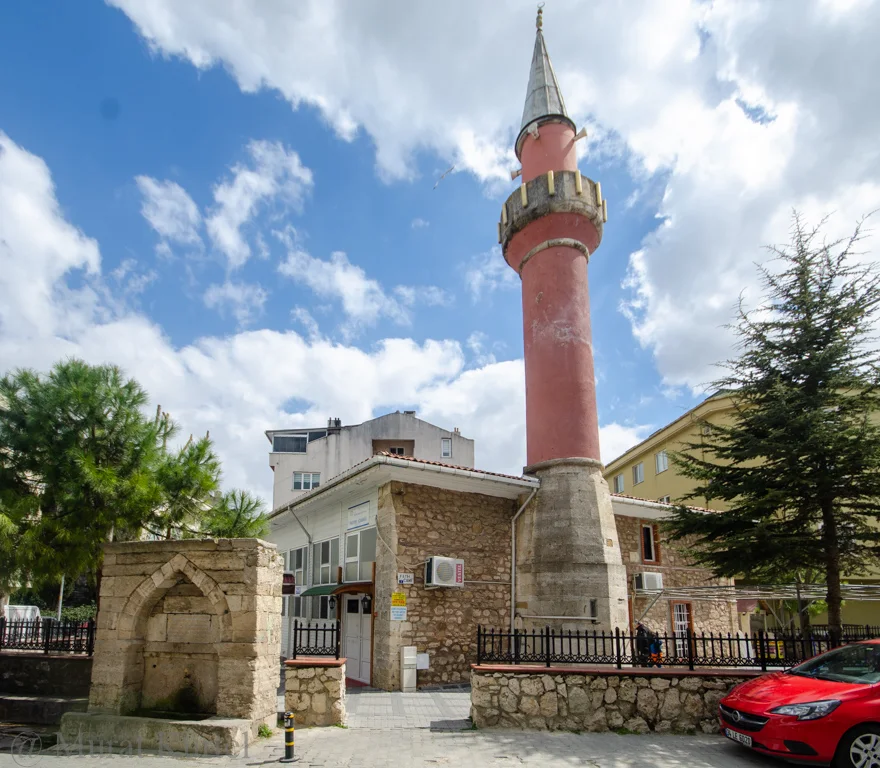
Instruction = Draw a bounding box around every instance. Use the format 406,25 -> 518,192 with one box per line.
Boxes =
335,620 -> 341,660
476,625 -> 482,665
292,619 -> 298,660
43,618 -> 50,655
514,628 -> 520,666
615,627 -> 622,670
545,626 -> 551,668
86,619 -> 96,656
0,617 -> 5,652
686,628 -> 695,671
757,630 -> 767,672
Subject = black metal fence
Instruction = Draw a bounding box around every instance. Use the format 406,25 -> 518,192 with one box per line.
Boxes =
0,618 -> 95,655
290,620 -> 340,659
476,625 -> 880,672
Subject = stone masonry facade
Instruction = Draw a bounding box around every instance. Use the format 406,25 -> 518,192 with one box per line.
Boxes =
373,481 -> 516,690
616,516 -> 738,635
284,659 -> 346,726
87,539 -> 282,733
471,666 -> 759,733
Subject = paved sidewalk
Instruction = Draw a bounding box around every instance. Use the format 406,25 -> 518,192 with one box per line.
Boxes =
0,726 -> 780,767
345,686 -> 471,730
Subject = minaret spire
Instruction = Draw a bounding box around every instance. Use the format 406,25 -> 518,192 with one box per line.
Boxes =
516,5 -> 575,160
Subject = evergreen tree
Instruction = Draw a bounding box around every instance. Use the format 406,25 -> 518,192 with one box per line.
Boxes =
200,489 -> 269,539
664,214 -> 880,640
0,359 -> 261,594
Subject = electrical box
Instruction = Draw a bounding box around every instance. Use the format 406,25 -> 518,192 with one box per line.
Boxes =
400,646 -> 417,692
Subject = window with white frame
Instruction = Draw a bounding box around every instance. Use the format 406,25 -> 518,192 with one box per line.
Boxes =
293,472 -> 320,491
658,495 -> 671,504
655,450 -> 669,474
641,523 -> 659,563
344,527 -> 378,582
441,438 -> 452,458
289,545 -> 307,619
312,538 -> 339,585
388,446 -> 405,456
313,595 -> 337,621
632,462 -> 644,485
273,434 -> 307,453
613,473 -> 625,493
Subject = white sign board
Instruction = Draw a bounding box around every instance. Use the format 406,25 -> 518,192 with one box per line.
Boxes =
416,653 -> 430,670
294,585 -> 305,596
347,502 -> 371,531
390,606 -> 408,621
397,573 -> 414,585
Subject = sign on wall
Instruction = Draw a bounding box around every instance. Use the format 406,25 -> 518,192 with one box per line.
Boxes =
391,606 -> 408,621
391,592 -> 407,607
397,573 -> 414,585
347,502 -> 371,531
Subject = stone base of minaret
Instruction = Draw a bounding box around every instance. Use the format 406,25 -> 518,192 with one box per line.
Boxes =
515,459 -> 629,634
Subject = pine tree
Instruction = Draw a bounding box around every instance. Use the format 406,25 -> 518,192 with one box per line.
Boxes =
664,214 -> 880,640
0,359 -> 263,594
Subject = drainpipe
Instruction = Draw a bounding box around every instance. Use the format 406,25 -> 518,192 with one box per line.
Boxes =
289,508 -> 313,547
510,487 -> 538,634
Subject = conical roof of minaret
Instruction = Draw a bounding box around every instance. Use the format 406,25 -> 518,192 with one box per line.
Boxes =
515,8 -> 575,160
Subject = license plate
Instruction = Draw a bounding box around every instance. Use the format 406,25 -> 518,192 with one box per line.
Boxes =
725,729 -> 753,748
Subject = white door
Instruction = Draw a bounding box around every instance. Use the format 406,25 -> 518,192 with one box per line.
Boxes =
344,595 -> 372,684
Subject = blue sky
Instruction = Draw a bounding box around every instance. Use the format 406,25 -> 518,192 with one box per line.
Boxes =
1,0 -> 878,502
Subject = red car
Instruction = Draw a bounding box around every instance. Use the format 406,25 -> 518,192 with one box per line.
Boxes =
720,640 -> 880,766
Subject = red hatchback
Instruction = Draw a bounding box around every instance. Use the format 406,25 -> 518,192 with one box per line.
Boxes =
720,640 -> 880,766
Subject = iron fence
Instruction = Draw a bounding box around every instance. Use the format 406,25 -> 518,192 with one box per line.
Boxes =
476,625 -> 880,672
0,618 -> 95,655
290,619 -> 340,659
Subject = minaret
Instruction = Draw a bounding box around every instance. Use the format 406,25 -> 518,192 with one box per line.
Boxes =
500,8 -> 628,633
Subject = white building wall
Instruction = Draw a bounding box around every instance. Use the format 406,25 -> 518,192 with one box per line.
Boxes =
271,487 -> 380,657
269,412 -> 474,511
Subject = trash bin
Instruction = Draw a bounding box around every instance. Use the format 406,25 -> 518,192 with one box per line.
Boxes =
400,645 -> 417,692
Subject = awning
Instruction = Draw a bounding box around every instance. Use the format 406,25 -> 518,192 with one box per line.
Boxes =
299,584 -> 339,597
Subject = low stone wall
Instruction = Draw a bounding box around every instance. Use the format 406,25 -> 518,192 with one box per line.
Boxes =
471,665 -> 762,733
284,658 -> 346,727
0,653 -> 93,697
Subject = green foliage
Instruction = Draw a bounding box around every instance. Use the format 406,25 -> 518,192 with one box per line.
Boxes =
664,213 -> 880,632
0,358 -> 265,593
60,603 -> 97,622
257,723 -> 273,738
199,489 -> 269,539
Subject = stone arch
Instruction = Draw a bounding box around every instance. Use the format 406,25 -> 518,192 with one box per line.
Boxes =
117,553 -> 232,641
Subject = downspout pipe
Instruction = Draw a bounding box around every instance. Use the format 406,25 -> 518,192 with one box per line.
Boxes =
510,487 -> 538,634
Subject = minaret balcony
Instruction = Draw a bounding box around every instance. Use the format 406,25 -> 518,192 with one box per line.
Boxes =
498,169 -> 606,256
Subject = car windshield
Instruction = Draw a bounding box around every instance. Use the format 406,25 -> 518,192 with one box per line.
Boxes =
788,643 -> 880,684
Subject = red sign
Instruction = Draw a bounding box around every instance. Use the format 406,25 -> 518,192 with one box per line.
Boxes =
282,571 -> 296,595
455,562 -> 464,584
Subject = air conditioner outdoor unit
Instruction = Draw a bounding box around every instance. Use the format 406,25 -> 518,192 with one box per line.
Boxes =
424,556 -> 464,588
634,572 -> 664,592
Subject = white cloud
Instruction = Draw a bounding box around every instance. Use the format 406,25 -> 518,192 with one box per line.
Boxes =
203,280 -> 268,327
206,140 -> 313,269
109,0 -> 880,391
135,176 -> 202,246
393,285 -> 452,308
599,423 -> 652,466
111,258 -> 158,298
465,246 -> 519,303
466,331 -> 496,367
410,218 -> 429,229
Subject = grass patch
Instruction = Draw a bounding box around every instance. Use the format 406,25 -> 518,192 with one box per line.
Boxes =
257,724 -> 273,738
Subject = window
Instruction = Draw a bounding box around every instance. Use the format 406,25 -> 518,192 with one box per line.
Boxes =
273,434 -> 307,453
671,602 -> 694,657
312,537 -> 339,585
291,545 -> 307,586
293,472 -> 320,491
388,447 -> 405,456
613,474 -> 624,493
314,595 -> 337,621
290,595 -> 304,618
658,495 -> 671,504
641,523 -> 659,563
344,527 -> 378,582
632,462 -> 644,485
655,450 -> 669,474
441,438 -> 452,458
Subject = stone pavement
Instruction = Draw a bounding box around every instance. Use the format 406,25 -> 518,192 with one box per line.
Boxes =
345,685 -> 471,730
0,725 -> 781,767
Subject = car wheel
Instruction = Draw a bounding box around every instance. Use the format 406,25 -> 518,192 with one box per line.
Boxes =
836,725 -> 880,768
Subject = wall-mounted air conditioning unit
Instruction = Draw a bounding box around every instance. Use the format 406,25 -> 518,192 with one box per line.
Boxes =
634,572 -> 664,592
424,556 -> 464,588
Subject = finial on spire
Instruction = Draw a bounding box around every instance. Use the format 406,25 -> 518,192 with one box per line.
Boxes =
537,4 -> 544,31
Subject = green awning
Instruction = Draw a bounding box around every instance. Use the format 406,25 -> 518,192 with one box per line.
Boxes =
299,584 -> 338,597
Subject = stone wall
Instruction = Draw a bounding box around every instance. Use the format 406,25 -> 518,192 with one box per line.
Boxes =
616,516 -> 738,634
0,653 -> 93,697
284,658 -> 346,726
373,482 -> 516,690
87,539 -> 282,732
471,666 -> 760,733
